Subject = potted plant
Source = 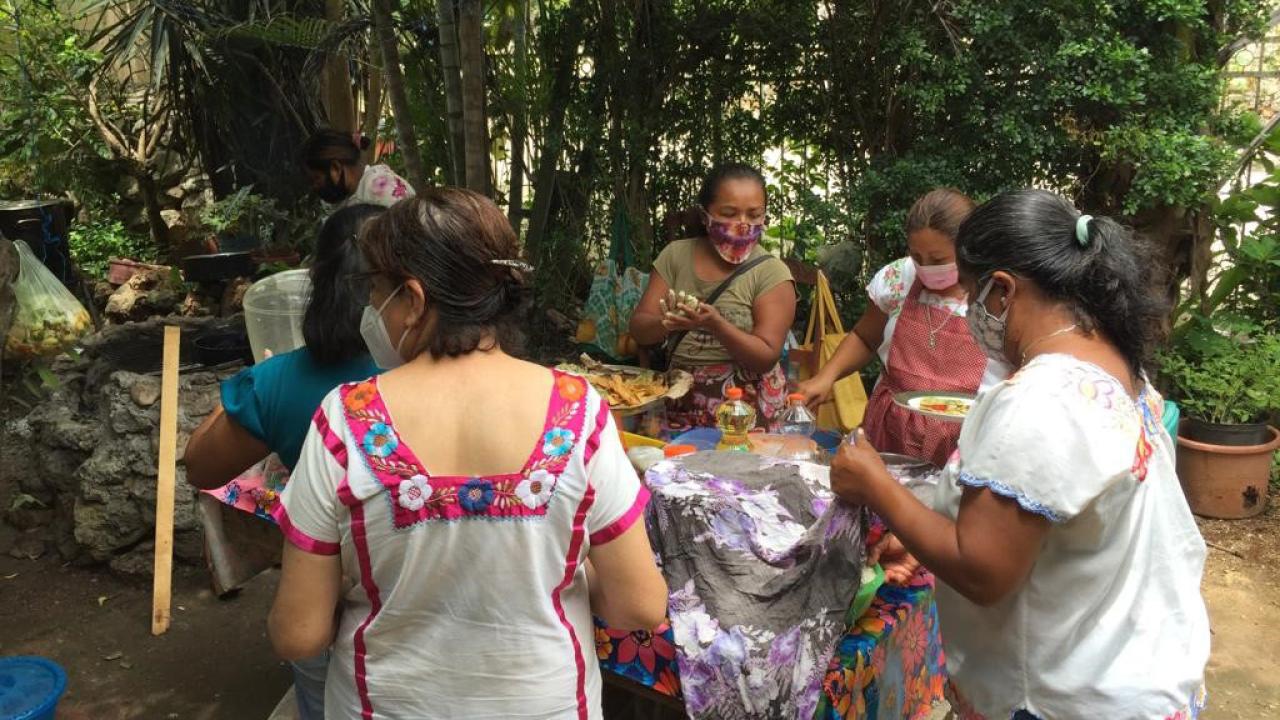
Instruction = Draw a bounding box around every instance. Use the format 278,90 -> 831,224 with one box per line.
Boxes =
198,186 -> 286,253
1159,317 -> 1280,518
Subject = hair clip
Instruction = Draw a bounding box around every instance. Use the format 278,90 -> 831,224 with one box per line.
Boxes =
491,259 -> 534,273
1075,215 -> 1093,247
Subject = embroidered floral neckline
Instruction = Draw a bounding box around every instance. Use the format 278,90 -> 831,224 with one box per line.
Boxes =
338,370 -> 591,526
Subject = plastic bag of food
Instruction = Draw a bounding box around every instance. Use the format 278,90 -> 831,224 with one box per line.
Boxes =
3,241 -> 91,359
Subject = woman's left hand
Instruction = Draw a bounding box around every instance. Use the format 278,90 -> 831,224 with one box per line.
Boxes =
661,302 -> 723,333
830,429 -> 893,507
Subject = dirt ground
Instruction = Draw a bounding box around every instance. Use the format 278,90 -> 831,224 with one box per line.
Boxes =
1196,502 -> 1280,719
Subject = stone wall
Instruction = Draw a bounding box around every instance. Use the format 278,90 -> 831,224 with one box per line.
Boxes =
9,320 -> 240,569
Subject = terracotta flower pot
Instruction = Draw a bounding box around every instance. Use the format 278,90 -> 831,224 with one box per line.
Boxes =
1176,424 -> 1279,519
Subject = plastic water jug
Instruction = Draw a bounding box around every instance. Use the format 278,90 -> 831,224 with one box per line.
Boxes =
243,269 -> 311,363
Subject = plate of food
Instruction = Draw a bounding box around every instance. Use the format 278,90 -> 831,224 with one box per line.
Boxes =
893,391 -> 976,422
556,354 -> 693,416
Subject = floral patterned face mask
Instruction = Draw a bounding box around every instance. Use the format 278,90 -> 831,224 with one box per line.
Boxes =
706,218 -> 765,265
966,277 -> 1010,364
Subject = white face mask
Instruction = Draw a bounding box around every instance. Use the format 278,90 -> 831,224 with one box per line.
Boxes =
966,277 -> 1010,364
360,285 -> 410,369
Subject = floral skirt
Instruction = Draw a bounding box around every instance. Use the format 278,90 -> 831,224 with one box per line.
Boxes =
200,453 -> 289,521
666,361 -> 788,433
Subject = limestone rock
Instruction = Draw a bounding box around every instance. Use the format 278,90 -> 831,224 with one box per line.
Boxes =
20,319 -> 240,569
105,269 -> 181,323
130,378 -> 160,407
221,278 -> 253,315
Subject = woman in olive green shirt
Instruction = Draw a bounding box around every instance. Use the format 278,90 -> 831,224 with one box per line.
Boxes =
631,164 -> 796,431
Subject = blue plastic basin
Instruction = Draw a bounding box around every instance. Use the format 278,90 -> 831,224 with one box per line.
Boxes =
0,657 -> 67,720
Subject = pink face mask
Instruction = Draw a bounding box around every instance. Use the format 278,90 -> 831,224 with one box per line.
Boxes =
915,260 -> 959,291
707,219 -> 764,265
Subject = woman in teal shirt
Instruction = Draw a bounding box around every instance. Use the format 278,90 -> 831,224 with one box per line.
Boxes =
185,204 -> 383,480
184,203 -> 384,720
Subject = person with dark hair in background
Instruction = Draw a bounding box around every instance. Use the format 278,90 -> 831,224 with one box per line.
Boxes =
268,189 -> 667,718
829,189 -> 1210,719
797,189 -> 996,470
185,204 -> 386,484
630,163 -> 796,430
300,129 -> 414,208
184,204 -> 385,720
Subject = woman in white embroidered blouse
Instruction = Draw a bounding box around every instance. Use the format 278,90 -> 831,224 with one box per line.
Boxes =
268,189 -> 667,719
301,129 -> 415,209
830,189 -> 1210,719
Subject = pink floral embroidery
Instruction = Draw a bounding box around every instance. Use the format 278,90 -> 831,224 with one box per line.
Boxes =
338,371 -> 589,527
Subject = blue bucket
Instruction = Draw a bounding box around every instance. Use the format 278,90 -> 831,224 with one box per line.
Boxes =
1162,401 -> 1180,439
0,657 -> 67,720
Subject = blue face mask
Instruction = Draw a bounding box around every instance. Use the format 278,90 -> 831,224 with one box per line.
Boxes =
359,285 -> 408,369
966,277 -> 1009,365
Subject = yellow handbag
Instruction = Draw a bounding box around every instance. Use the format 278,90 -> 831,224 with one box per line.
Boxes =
792,271 -> 867,432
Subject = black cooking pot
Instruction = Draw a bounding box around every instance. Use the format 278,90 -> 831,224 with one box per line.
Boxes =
182,251 -> 258,283
193,331 -> 253,367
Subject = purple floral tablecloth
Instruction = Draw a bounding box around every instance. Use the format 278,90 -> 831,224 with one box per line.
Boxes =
596,452 -> 945,719
597,574 -> 943,719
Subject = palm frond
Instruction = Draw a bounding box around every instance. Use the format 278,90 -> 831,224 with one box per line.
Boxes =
221,14 -> 355,51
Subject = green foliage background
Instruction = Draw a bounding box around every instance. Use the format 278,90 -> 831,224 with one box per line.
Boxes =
0,0 -> 1274,319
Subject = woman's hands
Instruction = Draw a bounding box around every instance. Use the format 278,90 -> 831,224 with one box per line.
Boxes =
661,301 -> 725,334
868,533 -> 923,585
794,374 -> 835,408
829,429 -> 894,508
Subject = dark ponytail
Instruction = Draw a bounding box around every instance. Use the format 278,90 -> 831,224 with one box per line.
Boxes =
302,204 -> 385,365
955,189 -> 1167,380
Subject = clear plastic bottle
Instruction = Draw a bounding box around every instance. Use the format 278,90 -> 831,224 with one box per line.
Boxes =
715,387 -> 756,452
780,393 -> 816,437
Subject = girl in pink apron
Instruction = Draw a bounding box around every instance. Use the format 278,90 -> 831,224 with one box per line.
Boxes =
797,188 -> 995,467
861,279 -> 986,466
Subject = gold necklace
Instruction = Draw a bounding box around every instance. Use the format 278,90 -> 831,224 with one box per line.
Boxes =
1020,324 -> 1080,365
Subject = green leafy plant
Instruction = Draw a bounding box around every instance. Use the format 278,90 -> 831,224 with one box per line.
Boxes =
1202,129 -> 1280,327
68,219 -> 155,279
198,186 -> 287,243
1159,315 -> 1280,425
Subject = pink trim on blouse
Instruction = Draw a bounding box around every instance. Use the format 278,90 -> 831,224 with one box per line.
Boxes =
312,406 -> 348,466
271,503 -> 340,555
348,501 -> 383,720
588,485 -> 651,546
583,397 -> 612,465
550,484 -> 595,720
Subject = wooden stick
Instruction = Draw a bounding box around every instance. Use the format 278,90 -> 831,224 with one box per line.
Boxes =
151,325 -> 181,636
1206,540 -> 1246,560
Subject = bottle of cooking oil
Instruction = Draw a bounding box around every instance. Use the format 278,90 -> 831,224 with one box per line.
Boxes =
715,387 -> 756,452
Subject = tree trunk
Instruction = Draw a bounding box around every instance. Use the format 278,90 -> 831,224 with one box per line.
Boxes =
506,0 -> 529,230
371,0 -> 427,191
323,0 -> 356,132
137,173 -> 169,251
525,3 -> 585,260
362,37 -> 385,164
457,0 -> 489,195
437,0 -> 466,186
